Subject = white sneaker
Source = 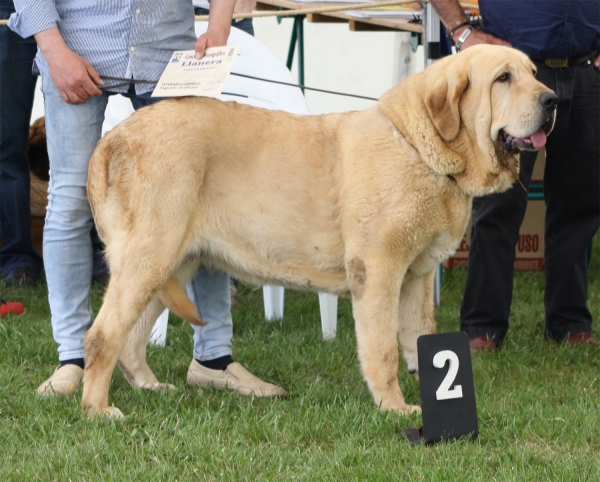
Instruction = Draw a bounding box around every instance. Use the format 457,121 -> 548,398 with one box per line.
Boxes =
187,359 -> 287,398
37,364 -> 84,397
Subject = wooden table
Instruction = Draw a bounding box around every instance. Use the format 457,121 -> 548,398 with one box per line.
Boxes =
254,0 -> 426,85
256,0 -> 423,33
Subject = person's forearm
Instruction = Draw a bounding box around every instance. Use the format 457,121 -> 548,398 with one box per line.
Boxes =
8,0 -> 60,40
207,0 -> 236,34
234,0 -> 257,14
428,0 -> 469,34
428,0 -> 511,50
195,0 -> 236,58
34,27 -> 70,62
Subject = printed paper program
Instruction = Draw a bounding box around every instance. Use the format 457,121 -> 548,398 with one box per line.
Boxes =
152,46 -> 240,97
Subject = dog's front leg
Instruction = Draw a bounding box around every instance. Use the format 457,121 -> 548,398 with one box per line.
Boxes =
397,269 -> 437,375
118,296 -> 176,391
347,256 -> 420,415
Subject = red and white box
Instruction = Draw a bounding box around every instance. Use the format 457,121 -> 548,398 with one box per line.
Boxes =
444,200 -> 545,272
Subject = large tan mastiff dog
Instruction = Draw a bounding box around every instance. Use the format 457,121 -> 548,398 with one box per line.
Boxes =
83,45 -> 556,418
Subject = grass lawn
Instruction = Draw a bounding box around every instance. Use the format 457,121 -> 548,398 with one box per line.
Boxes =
1,235 -> 599,481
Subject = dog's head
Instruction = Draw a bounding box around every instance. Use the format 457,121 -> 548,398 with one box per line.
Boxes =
380,45 -> 556,196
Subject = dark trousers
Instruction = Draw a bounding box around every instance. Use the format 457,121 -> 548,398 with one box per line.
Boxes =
0,2 -> 107,281
0,4 -> 43,278
460,60 -> 600,345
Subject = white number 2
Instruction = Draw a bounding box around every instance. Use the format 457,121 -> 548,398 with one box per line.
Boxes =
433,350 -> 463,401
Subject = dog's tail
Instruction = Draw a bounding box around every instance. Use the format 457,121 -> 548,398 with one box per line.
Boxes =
157,276 -> 207,326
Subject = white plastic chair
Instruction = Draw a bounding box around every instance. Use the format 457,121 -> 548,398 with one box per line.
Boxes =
103,23 -> 338,344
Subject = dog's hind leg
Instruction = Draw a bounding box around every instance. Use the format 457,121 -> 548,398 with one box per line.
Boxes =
118,261 -> 202,391
117,296 -> 176,391
82,251 -> 185,418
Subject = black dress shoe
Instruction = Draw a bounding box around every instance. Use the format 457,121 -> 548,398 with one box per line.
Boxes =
469,337 -> 498,353
566,333 -> 598,346
4,268 -> 38,287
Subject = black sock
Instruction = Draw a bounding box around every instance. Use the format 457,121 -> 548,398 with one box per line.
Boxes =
60,358 -> 85,369
197,355 -> 234,371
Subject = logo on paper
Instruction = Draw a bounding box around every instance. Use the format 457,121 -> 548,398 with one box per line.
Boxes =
228,48 -> 236,57
171,53 -> 184,63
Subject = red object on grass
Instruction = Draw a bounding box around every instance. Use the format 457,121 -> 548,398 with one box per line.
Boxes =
0,300 -> 25,317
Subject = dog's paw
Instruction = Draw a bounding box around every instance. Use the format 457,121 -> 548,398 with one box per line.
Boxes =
142,382 -> 177,391
392,404 -> 421,416
380,401 -> 422,416
86,405 -> 125,420
406,404 -> 422,415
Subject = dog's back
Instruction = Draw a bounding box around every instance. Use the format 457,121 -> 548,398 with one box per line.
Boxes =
88,97 -> 355,291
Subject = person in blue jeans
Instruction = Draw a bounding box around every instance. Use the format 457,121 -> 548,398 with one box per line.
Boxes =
9,0 -> 286,399
0,0 -> 43,287
431,0 -> 600,351
193,0 -> 255,303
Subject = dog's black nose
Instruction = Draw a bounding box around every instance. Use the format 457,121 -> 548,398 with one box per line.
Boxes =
540,92 -> 558,109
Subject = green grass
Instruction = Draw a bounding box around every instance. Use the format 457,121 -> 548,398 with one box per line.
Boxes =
1,235 -> 599,481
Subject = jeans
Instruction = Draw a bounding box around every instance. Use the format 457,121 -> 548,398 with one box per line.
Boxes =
460,60 -> 600,344
41,78 -> 232,362
0,3 -> 44,278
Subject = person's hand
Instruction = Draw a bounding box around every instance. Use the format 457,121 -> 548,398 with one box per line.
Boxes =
46,48 -> 103,104
35,28 -> 102,104
457,27 -> 512,51
594,53 -> 600,69
195,0 -> 236,59
195,26 -> 231,59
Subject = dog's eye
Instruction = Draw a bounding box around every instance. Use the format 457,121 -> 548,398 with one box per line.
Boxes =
496,72 -> 511,83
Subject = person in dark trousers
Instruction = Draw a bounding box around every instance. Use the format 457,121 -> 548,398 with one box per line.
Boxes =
430,0 -> 600,351
1,1 -> 108,287
0,0 -> 43,287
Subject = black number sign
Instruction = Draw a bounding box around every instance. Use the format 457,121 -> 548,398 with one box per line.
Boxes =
417,331 -> 478,444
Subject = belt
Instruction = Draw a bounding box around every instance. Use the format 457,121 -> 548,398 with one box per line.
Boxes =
543,50 -> 599,68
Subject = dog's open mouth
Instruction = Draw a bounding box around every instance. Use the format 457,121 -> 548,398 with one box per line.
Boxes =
498,110 -> 556,152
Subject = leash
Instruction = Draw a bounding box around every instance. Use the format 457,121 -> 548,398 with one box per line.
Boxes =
98,74 -> 380,101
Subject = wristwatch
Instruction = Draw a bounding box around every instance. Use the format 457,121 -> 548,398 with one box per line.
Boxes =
454,26 -> 473,52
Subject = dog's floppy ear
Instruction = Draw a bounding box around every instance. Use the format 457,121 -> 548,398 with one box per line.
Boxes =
425,69 -> 470,142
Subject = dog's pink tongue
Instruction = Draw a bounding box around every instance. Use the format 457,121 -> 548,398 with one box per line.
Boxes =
530,127 -> 547,149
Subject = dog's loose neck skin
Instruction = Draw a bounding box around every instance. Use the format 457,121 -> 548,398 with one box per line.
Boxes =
379,84 -> 466,176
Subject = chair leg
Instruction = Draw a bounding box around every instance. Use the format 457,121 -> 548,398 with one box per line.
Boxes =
319,292 -> 338,340
149,309 -> 169,346
263,286 -> 338,339
433,264 -> 442,307
263,285 -> 285,321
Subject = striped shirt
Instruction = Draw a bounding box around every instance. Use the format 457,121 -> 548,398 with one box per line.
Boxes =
9,0 -> 199,94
